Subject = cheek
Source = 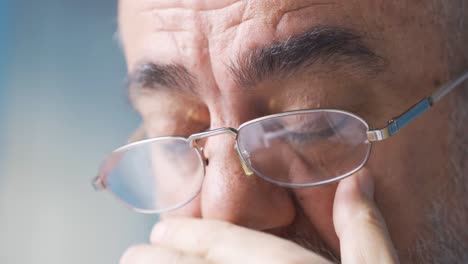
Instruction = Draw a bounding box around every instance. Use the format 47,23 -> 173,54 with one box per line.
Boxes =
364,108 -> 450,252
365,141 -> 425,253
293,183 -> 340,253
160,195 -> 203,219
149,145 -> 205,214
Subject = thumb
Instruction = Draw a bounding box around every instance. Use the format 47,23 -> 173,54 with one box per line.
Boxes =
333,169 -> 399,264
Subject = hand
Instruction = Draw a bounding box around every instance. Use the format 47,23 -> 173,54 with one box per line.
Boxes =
120,169 -> 399,264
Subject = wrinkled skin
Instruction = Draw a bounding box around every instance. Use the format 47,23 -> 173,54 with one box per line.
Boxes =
118,0 -> 467,263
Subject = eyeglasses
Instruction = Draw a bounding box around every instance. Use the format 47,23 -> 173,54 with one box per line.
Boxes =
93,71 -> 468,214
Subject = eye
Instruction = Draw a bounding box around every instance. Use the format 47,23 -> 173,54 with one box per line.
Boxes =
161,140 -> 193,158
144,104 -> 210,138
281,113 -> 349,144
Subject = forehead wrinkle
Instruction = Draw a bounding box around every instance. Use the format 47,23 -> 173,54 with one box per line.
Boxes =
132,0 -> 242,12
122,0 -> 379,97
274,2 -> 337,31
148,8 -> 199,33
135,0 -> 246,35
131,1 -> 249,64
211,1 -> 335,36
200,1 -> 346,89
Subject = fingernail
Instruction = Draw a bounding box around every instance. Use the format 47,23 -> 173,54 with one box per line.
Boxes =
357,169 -> 374,200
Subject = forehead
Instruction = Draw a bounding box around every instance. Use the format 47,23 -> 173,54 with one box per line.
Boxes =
118,0 -> 444,107
118,0 -> 371,72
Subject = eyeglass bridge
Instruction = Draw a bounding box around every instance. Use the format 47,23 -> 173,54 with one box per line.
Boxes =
188,127 -> 238,143
187,127 -> 254,176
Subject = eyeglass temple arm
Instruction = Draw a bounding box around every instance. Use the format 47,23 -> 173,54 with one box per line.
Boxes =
367,71 -> 468,142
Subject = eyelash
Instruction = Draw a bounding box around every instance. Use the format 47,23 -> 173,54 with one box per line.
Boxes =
286,127 -> 336,143
282,118 -> 349,143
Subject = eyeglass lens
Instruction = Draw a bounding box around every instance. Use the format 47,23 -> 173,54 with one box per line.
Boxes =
101,138 -> 204,212
236,111 -> 370,186
100,110 -> 370,211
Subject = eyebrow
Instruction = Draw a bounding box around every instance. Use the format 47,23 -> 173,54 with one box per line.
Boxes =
127,25 -> 385,94
231,25 -> 385,87
127,63 -> 196,95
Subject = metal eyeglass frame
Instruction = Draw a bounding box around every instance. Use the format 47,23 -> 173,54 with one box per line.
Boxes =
94,71 -> 468,193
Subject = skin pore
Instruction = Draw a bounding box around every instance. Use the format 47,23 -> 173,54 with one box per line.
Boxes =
118,0 -> 468,263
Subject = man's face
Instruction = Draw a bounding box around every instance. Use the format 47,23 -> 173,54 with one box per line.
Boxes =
118,0 -> 459,261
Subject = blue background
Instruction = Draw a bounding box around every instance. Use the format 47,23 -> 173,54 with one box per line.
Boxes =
0,0 -> 158,263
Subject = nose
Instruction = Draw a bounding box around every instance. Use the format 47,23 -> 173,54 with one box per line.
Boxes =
199,133 -> 296,230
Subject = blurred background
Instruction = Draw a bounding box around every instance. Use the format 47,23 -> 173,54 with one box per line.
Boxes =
0,0 -> 158,263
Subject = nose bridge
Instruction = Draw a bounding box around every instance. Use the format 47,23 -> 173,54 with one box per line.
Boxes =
198,127 -> 296,230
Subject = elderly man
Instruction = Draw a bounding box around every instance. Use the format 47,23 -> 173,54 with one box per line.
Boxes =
94,0 -> 468,263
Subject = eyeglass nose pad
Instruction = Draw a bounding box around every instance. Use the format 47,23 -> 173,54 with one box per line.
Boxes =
190,140 -> 209,165
234,145 -> 254,176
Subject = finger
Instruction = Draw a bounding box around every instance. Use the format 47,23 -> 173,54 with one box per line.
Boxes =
120,244 -> 208,264
150,218 -> 331,264
333,169 -> 399,264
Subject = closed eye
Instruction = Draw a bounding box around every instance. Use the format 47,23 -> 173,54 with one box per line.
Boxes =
283,115 -> 349,144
